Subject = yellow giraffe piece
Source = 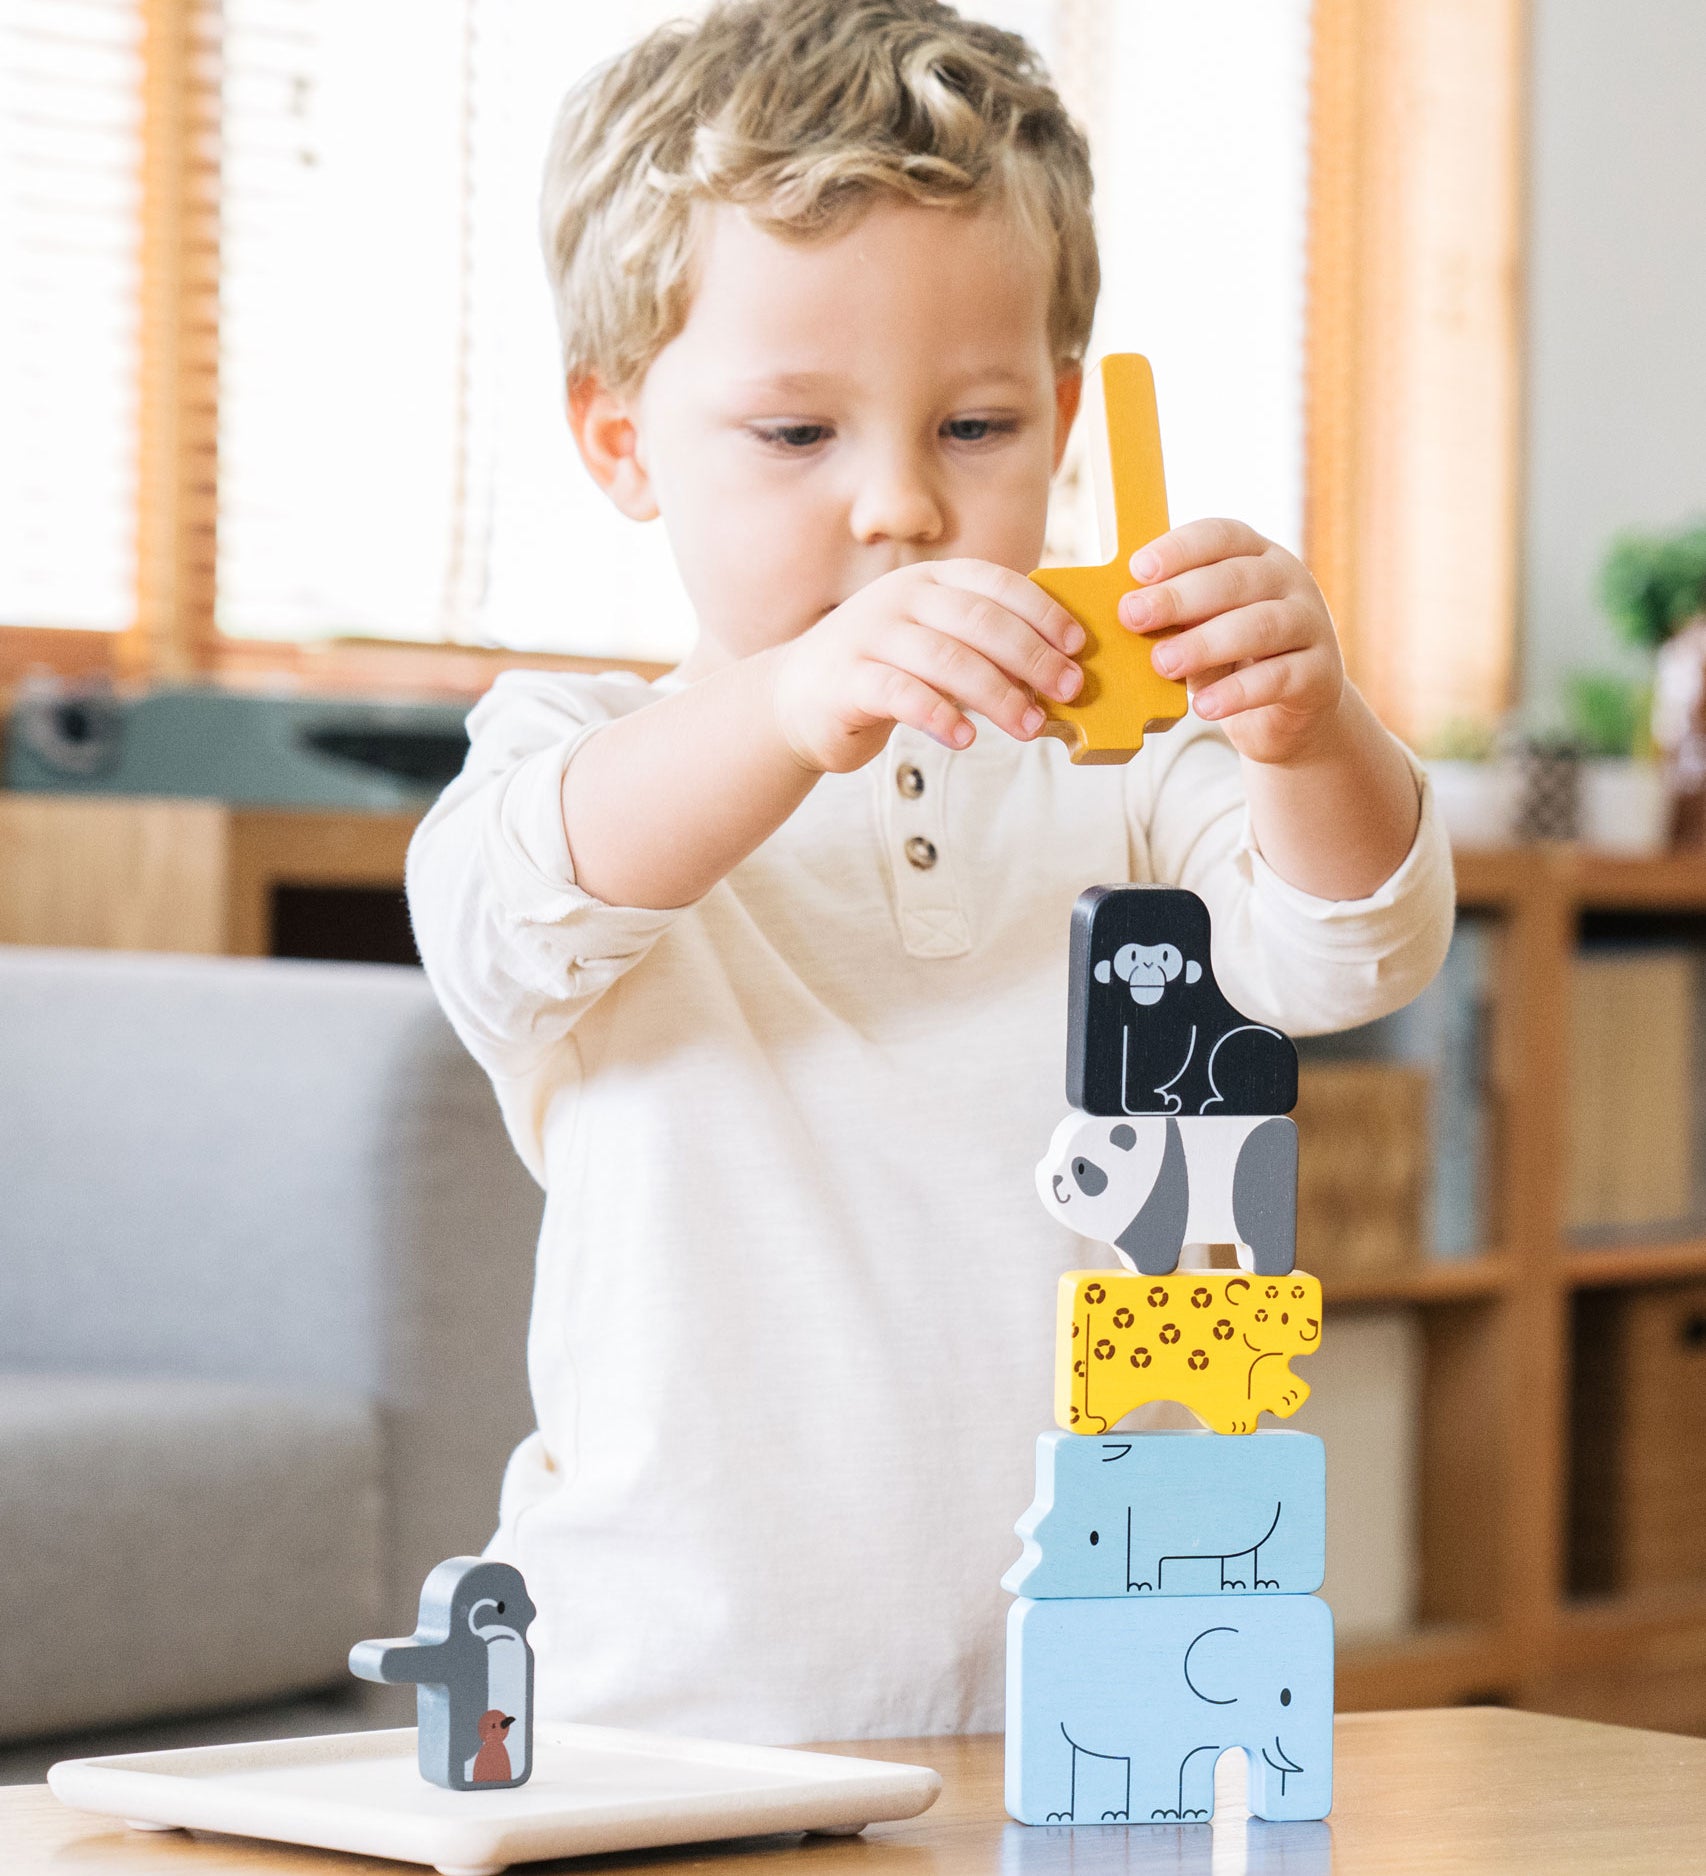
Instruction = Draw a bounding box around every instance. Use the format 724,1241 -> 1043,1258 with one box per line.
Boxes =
1056,1269 -> 1322,1437
1029,353 -> 1187,764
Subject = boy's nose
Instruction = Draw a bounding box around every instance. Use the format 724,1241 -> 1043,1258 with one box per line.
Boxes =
848,458 -> 945,546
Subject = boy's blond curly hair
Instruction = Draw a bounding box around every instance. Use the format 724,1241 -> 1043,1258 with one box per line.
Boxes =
540,0 -> 1099,392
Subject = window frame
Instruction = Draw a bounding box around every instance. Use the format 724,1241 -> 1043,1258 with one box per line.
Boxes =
1,0 -> 1522,722
1304,0 -> 1526,745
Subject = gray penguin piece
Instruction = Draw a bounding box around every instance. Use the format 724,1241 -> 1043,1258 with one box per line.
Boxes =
350,1557 -> 537,1791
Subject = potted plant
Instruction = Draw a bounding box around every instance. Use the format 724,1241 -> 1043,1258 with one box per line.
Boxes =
1601,519 -> 1706,847
1563,670 -> 1667,855
1421,717 -> 1519,849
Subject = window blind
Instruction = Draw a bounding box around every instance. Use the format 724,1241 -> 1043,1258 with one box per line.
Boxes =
0,0 -> 1308,663
213,0 -> 1306,659
213,0 -> 702,659
0,0 -> 144,633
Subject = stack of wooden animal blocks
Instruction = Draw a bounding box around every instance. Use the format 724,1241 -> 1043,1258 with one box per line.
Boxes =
1004,885 -> 1333,1826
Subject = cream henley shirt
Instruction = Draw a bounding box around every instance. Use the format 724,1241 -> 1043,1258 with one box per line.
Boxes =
406,666 -> 1456,1746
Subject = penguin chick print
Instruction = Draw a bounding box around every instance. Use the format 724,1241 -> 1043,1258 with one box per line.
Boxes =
472,1709 -> 516,1784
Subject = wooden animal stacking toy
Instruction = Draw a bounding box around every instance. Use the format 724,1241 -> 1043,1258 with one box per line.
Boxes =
351,1556 -> 536,1791
1028,354 -> 1188,764
1005,886 -> 1334,1825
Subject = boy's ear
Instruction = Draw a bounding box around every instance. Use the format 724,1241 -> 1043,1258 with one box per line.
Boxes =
1051,367 -> 1084,473
565,376 -> 659,522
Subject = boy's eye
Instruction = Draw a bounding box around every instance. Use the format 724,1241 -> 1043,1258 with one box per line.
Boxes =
942,416 -> 1016,443
753,422 -> 830,450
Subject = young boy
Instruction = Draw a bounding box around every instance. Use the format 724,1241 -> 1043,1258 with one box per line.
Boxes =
409,0 -> 1453,1745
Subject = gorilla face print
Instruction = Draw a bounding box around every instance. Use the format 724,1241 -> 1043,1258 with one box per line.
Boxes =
1097,942 -> 1204,1006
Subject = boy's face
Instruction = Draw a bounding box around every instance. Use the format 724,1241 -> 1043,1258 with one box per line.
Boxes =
572,198 -> 1081,673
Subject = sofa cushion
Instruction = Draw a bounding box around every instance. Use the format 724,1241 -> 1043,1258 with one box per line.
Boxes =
0,1373 -> 382,1742
0,949 -> 541,1629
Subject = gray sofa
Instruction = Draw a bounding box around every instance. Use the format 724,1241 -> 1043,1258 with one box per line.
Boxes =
0,948 -> 541,1742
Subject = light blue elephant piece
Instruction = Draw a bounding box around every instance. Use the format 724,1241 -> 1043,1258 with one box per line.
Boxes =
1006,1594 -> 1333,1823
1003,1431 -> 1325,1600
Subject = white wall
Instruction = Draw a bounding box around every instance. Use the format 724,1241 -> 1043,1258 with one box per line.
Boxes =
1522,0 -> 1706,711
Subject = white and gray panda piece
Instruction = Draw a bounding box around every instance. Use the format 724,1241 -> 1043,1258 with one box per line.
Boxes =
1046,885 -> 1300,1277
1036,1108 -> 1297,1276
350,1556 -> 536,1791
1066,885 -> 1298,1117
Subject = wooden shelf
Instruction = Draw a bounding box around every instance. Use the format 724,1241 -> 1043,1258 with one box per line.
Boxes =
1451,843 -> 1706,913
1327,1258 -> 1511,1306
0,797 -> 421,956
1555,1585 -> 1706,1675
1448,846 -> 1545,907
1563,1238 -> 1706,1289
1338,1623 -> 1513,1710
1437,846 -> 1706,1730
1572,852 -> 1706,910
1335,1586 -> 1706,1716
1393,846 -> 1706,1732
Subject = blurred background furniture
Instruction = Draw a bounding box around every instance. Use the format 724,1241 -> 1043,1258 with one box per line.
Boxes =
0,796 -> 422,962
0,681 -> 462,962
0,948 -> 541,1743
1329,845 -> 1706,1738
1275,844 -> 1706,1738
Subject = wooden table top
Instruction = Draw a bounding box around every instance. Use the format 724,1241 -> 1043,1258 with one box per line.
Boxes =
8,1707 -> 1706,1874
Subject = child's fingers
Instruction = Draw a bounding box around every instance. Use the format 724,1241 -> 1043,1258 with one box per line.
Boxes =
924,558 -> 1086,657
908,584 -> 1082,708
882,616 -> 1053,741
1118,555 -> 1276,637
1148,602 -> 1302,682
853,659 -> 974,750
1127,518 -> 1271,586
1191,650 -> 1318,722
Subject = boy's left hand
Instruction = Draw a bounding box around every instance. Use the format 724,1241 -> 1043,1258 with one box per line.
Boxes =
1118,519 -> 1345,767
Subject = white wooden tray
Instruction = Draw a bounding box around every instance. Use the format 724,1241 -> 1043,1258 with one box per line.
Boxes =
47,1722 -> 943,1874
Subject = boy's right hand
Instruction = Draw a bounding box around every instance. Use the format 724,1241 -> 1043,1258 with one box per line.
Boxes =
769,560 -> 1085,774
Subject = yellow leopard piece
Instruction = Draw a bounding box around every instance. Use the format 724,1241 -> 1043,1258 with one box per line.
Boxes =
1056,1270 -> 1323,1436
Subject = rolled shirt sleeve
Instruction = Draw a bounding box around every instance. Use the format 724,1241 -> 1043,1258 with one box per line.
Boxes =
407,670 -> 686,1087
1128,712 -> 1456,1037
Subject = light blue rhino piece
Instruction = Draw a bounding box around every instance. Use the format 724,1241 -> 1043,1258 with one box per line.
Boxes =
1006,1594 -> 1333,1824
1003,1430 -> 1325,1600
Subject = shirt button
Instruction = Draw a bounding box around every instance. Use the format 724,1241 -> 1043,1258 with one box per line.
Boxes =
896,764 -> 925,799
904,836 -> 939,870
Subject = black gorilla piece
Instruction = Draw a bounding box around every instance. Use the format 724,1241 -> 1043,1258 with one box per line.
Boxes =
1066,885 -> 1298,1116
